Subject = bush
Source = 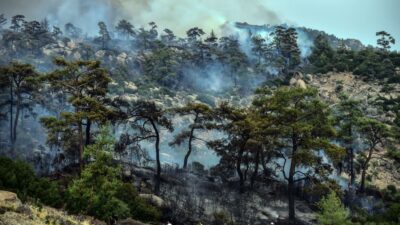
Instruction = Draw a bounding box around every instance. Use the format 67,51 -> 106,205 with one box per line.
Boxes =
0,156 -> 62,207
66,127 -> 161,223
316,191 -> 352,225
116,183 -> 161,222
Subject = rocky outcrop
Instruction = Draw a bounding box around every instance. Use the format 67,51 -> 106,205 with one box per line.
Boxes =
0,190 -> 102,225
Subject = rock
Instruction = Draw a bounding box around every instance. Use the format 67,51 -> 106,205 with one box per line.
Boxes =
124,81 -> 138,93
95,50 -> 106,58
0,191 -> 22,211
67,40 -> 76,49
118,218 -> 150,225
305,74 -> 313,82
117,52 -> 128,64
289,78 -> 297,86
296,79 -> 307,89
72,51 -> 81,60
139,194 -> 165,207
121,94 -> 138,102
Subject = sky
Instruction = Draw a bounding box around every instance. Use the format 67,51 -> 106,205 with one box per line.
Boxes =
0,0 -> 399,50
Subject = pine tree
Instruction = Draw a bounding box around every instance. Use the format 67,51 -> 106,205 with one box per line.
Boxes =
64,22 -> 82,38
40,58 -> 112,172
309,34 -> 335,73
115,19 -> 135,40
356,118 -> 391,193
253,87 -> 344,224
376,31 -> 395,52
335,94 -> 364,187
170,102 -> 213,169
98,21 -> 111,49
272,26 -> 301,75
9,15 -> 25,32
0,14 -> 7,29
0,63 -> 40,148
316,191 -> 351,225
112,99 -> 173,194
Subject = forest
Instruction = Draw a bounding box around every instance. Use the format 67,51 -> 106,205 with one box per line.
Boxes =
0,11 -> 400,225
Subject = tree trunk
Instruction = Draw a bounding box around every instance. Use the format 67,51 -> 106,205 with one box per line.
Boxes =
183,126 -> 195,170
288,134 -> 297,225
288,159 -> 296,224
348,125 -> 355,186
9,84 -> 13,146
85,119 -> 91,146
12,93 -> 21,146
12,103 -> 20,145
151,120 -> 161,194
251,150 -> 260,188
359,148 -> 373,193
349,146 -> 355,185
237,147 -> 245,193
183,114 -> 198,170
78,121 -> 84,173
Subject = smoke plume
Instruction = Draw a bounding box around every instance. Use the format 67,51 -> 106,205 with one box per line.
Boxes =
0,0 -> 281,36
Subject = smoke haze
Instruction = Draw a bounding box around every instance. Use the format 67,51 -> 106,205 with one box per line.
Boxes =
0,0 -> 280,36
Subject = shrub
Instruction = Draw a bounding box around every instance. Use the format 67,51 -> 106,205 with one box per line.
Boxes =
66,127 -> 161,223
316,191 -> 352,225
0,156 -> 62,207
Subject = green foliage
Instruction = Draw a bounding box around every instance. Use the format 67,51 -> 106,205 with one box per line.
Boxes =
316,191 -> 352,225
308,31 -> 400,82
0,156 -> 62,207
309,34 -> 336,74
65,127 -> 160,223
116,183 -> 161,222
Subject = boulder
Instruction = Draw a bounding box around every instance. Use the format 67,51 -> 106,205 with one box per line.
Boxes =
117,52 -> 128,64
305,74 -> 313,82
95,50 -> 106,58
139,194 -> 165,207
296,79 -> 307,89
118,218 -> 150,225
289,77 -> 297,86
124,81 -> 138,93
0,191 -> 22,211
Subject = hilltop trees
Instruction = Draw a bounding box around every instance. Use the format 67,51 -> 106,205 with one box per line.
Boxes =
251,35 -> 273,73
376,31 -> 396,52
143,42 -> 182,88
10,15 -> 25,32
40,58 -> 112,172
170,102 -> 213,169
219,36 -> 248,86
116,19 -> 135,40
0,63 -> 40,147
98,21 -> 111,49
308,34 -> 335,74
64,22 -> 82,38
272,26 -> 301,75
0,14 -> 6,29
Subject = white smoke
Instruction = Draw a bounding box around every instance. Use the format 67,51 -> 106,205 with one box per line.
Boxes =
0,0 -> 281,36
